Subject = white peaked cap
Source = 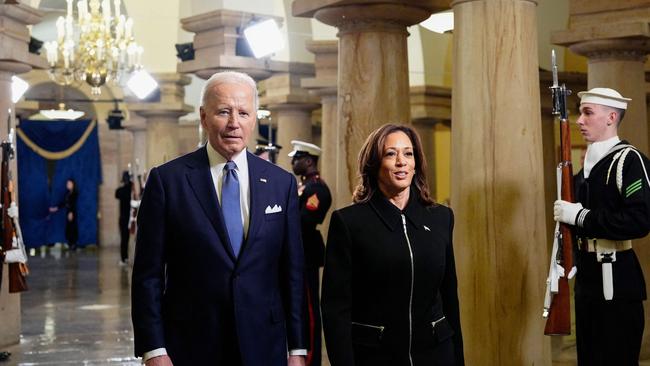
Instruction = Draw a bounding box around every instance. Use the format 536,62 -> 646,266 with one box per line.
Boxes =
577,87 -> 631,110
288,140 -> 321,157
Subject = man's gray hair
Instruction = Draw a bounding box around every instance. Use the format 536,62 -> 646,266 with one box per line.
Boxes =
200,71 -> 259,110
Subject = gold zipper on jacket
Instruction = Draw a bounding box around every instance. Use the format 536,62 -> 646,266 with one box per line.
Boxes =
401,214 -> 414,366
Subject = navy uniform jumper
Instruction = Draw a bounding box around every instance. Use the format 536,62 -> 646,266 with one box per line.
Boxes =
574,140 -> 650,365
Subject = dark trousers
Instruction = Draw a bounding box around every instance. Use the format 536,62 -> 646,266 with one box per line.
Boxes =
119,218 -> 129,261
576,295 -> 644,365
65,217 -> 77,247
305,266 -> 321,366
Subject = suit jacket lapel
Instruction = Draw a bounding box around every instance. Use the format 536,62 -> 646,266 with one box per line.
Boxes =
186,147 -> 236,262
243,151 -> 267,255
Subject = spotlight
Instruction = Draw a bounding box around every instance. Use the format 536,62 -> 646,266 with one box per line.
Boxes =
127,69 -> 158,100
175,42 -> 194,61
11,76 -> 28,103
243,19 -> 284,58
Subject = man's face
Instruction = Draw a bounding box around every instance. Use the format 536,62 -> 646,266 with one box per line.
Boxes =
291,155 -> 309,176
576,103 -> 617,143
200,82 -> 256,159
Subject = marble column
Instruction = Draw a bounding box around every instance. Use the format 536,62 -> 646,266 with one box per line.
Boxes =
0,2 -> 47,348
293,0 -> 441,193
553,9 -> 650,357
128,73 -> 194,170
178,122 -> 202,156
410,85 -> 452,201
302,40 -> 346,207
451,0 -> 550,364
260,72 -> 320,171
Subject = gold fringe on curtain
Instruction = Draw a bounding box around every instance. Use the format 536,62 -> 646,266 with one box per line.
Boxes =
16,120 -> 97,160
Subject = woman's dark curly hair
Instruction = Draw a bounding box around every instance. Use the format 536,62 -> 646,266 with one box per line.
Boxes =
352,123 -> 435,206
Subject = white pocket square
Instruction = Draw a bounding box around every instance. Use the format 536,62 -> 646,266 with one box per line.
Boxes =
265,204 -> 282,214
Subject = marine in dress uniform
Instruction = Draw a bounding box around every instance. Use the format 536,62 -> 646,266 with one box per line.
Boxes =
289,140 -> 332,366
554,88 -> 650,365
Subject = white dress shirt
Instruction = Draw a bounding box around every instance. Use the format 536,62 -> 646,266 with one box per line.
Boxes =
206,142 -> 250,238
143,144 -> 305,362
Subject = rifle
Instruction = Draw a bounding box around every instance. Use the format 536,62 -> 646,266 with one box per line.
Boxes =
543,50 -> 575,335
128,160 -> 144,234
1,110 -> 28,293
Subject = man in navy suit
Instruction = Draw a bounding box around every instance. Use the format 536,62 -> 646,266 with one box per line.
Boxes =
131,71 -> 306,366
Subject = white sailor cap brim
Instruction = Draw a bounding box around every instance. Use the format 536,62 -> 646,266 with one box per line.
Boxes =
577,87 -> 631,110
288,140 -> 321,157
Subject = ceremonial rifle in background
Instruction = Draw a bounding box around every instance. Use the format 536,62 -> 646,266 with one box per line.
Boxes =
543,50 -> 576,335
129,159 -> 144,234
1,109 -> 28,293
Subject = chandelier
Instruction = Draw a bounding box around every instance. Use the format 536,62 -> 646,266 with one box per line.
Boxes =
43,0 -> 144,96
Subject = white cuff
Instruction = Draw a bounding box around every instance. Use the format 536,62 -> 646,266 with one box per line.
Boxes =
289,349 -> 307,356
143,348 -> 167,363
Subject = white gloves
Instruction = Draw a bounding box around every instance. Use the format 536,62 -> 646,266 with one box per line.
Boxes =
7,202 -> 18,219
554,200 -> 583,225
130,200 -> 141,209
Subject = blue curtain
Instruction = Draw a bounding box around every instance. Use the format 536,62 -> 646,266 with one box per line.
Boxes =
17,119 -> 102,248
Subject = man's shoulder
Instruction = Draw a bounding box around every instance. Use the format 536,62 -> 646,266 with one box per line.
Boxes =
248,152 -> 294,181
155,148 -> 206,174
616,141 -> 650,165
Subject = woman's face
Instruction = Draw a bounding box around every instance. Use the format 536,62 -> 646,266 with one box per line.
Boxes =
66,180 -> 74,190
377,131 -> 416,196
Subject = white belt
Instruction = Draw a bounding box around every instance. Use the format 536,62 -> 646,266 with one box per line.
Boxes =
580,238 -> 632,301
580,238 -> 632,253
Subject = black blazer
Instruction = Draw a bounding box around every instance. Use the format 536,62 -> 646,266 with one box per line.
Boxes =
322,190 -> 464,366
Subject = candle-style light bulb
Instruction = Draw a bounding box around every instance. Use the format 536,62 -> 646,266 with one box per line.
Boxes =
114,0 -> 121,19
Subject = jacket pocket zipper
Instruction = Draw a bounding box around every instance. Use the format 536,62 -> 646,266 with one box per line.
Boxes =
431,316 -> 446,336
351,321 -> 386,340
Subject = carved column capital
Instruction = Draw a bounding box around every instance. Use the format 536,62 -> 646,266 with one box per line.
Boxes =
314,4 -> 431,35
570,39 -> 650,63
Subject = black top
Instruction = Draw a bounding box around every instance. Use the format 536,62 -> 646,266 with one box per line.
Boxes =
322,189 -> 464,366
298,172 -> 332,268
115,183 -> 132,220
575,140 -> 650,301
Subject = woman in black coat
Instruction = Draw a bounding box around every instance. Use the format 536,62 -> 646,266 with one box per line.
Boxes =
322,124 -> 464,366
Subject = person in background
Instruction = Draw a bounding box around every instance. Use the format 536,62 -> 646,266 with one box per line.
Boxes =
254,139 -> 282,164
289,140 -> 332,366
322,124 -> 464,366
115,171 -> 132,266
49,178 -> 78,250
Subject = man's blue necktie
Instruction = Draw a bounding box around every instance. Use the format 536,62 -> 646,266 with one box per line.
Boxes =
221,161 -> 243,257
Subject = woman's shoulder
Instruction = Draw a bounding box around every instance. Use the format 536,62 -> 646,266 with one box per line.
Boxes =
425,203 -> 454,225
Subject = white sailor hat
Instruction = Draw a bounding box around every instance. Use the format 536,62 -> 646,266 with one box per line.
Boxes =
288,140 -> 321,158
577,87 -> 631,110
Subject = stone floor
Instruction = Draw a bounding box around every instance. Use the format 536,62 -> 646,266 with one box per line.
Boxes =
1,244 -> 648,365
3,245 -> 139,365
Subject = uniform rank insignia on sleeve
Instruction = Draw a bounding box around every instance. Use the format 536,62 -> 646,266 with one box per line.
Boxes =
306,193 -> 320,211
626,178 -> 643,198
